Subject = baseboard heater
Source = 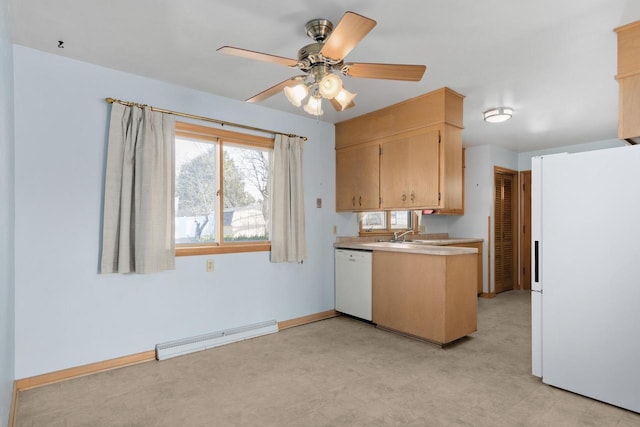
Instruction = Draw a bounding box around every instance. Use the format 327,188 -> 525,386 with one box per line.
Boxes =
155,320 -> 279,360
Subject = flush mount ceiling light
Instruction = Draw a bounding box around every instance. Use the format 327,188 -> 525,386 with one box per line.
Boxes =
484,107 -> 513,123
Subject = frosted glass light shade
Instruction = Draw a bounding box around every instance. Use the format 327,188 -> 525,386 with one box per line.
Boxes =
318,74 -> 343,99
284,84 -> 309,107
303,96 -> 323,116
334,88 -> 357,110
484,107 -> 513,123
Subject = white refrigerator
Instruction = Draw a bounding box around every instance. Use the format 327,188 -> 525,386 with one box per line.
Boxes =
531,146 -> 640,413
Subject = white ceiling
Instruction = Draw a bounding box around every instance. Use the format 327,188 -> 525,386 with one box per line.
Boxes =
9,0 -> 640,152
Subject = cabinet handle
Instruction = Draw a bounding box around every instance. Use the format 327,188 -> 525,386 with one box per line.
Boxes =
358,196 -> 362,206
352,196 -> 356,207
401,193 -> 407,202
410,191 -> 415,202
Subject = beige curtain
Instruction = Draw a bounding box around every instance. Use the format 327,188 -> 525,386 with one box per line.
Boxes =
269,134 -> 306,263
100,103 -> 176,274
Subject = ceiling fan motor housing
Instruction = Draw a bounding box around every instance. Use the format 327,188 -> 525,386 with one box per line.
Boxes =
305,19 -> 333,42
297,42 -> 343,73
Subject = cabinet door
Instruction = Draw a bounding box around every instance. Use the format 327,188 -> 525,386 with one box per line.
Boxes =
619,74 -> 640,140
373,251 -> 447,343
336,145 -> 380,211
380,129 -> 440,209
436,146 -> 464,215
409,130 -> 440,206
447,242 -> 483,294
379,136 -> 409,209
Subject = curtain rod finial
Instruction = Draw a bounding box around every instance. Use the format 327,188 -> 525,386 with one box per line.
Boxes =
105,97 -> 115,104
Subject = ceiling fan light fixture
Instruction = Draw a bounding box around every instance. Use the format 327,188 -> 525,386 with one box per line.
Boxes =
334,88 -> 357,110
318,73 -> 343,99
303,95 -> 324,116
220,12 -> 428,114
284,83 -> 309,107
484,107 -> 513,123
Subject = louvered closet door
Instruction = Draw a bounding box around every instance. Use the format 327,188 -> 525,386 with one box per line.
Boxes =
494,169 -> 516,293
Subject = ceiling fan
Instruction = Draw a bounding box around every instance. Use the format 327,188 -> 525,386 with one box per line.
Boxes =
217,11 -> 427,116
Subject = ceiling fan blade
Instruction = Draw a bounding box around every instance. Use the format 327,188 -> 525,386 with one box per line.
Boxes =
320,11 -> 376,61
217,46 -> 298,67
246,76 -> 306,103
343,63 -> 427,81
330,97 -> 355,112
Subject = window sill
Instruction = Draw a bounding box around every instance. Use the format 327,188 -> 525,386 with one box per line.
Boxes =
176,242 -> 271,256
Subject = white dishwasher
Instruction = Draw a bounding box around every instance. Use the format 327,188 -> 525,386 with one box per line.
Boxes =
335,249 -> 372,321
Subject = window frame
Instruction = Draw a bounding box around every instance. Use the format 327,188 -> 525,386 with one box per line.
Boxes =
175,121 -> 273,256
358,210 -> 420,236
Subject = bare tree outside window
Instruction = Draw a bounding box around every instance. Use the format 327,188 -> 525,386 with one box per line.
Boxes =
239,148 -> 270,231
224,144 -> 270,242
175,137 -> 271,245
175,142 -> 217,243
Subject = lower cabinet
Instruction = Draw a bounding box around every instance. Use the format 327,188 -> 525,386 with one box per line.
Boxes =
446,242 -> 483,295
372,251 -> 477,345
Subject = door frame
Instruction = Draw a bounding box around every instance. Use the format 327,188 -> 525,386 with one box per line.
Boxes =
493,166 -> 519,293
519,170 -> 532,290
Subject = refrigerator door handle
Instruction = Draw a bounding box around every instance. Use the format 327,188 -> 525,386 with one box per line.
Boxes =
534,240 -> 539,283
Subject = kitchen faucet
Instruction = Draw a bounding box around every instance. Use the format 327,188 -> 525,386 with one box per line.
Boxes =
393,229 -> 414,241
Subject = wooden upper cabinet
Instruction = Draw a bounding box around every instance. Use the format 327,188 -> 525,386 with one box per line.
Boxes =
437,125 -> 464,213
615,21 -> 640,140
336,145 -> 380,211
436,146 -> 465,215
380,129 -> 440,209
618,73 -> 640,140
616,20 -> 640,79
335,87 -> 464,212
335,88 -> 463,149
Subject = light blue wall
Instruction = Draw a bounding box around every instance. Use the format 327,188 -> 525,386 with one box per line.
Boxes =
447,145 -> 492,292
13,46 -> 353,378
445,145 -> 519,293
0,0 -> 15,421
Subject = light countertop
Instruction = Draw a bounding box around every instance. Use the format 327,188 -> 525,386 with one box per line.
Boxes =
408,238 -> 482,245
334,240 -> 478,256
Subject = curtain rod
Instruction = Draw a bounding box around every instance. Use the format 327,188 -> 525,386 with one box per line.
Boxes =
105,97 -> 307,141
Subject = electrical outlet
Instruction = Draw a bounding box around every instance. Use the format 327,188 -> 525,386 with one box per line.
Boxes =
332,225 -> 338,235
206,259 -> 214,272
316,198 -> 322,208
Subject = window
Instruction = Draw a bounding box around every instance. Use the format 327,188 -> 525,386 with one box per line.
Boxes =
175,122 -> 273,256
359,210 -> 418,235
